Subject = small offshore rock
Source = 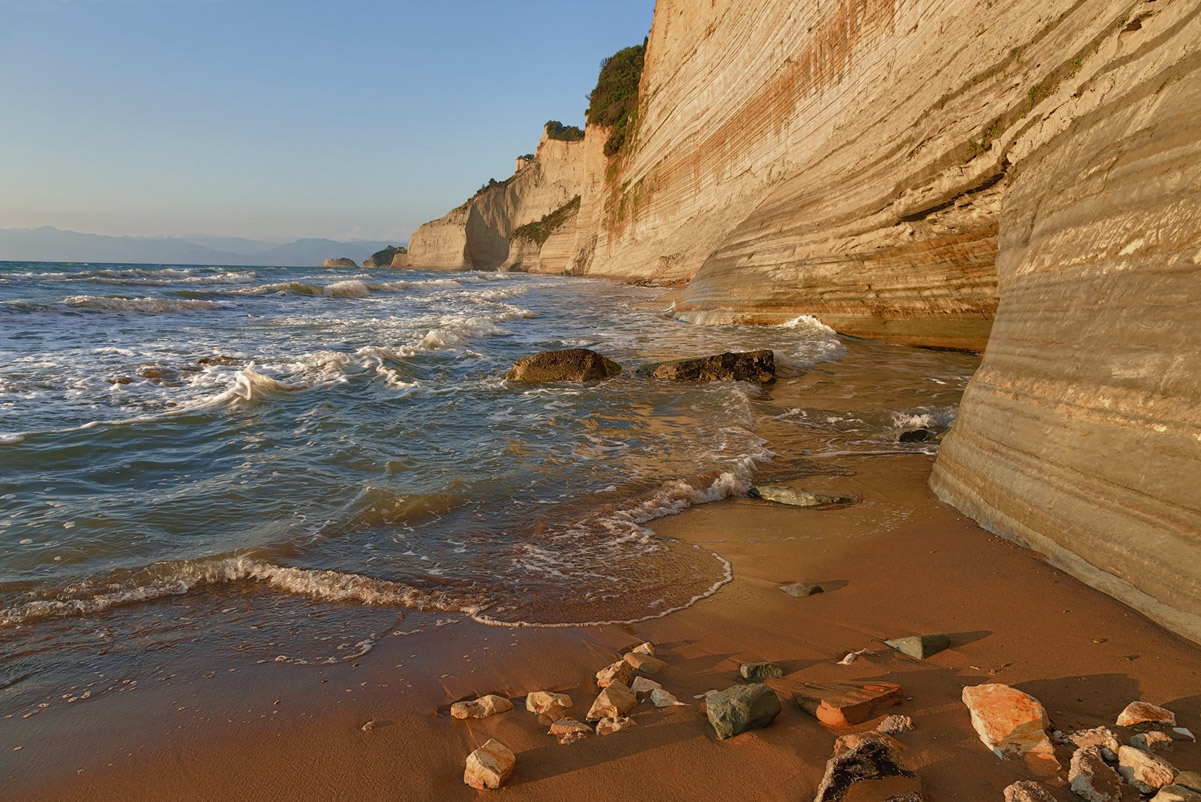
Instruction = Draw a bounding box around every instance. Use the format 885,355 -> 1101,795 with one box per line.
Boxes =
877,714 -> 914,735
1068,726 -> 1120,762
749,486 -> 856,507
451,694 -> 514,720
815,731 -> 922,802
780,581 -> 824,598
884,634 -> 951,660
596,660 -> 633,688
548,718 -> 593,745
651,350 -> 775,383
595,716 -> 636,736
650,688 -> 685,708
1070,745 -> 1124,802
463,739 -> 515,790
322,257 -> 358,268
507,348 -> 621,382
1154,787 -> 1201,802
1117,701 -> 1177,730
1118,745 -> 1178,793
1004,780 -> 1056,802
525,691 -> 572,716
1133,730 -> 1175,754
794,680 -> 903,728
631,641 -> 655,656
739,662 -> 784,681
705,683 -> 781,740
961,684 -> 1059,770
630,676 -> 663,696
586,682 -> 637,721
623,651 -> 667,674
899,429 -> 936,443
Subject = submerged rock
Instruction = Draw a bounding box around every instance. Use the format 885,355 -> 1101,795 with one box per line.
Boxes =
650,349 -> 775,383
586,683 -> 637,721
814,731 -> 923,802
463,739 -> 515,790
1004,781 -> 1056,802
961,684 -> 1058,771
507,348 -> 622,382
1070,745 -> 1123,802
451,694 -> 514,720
739,662 -> 784,681
1118,745 -> 1178,793
705,683 -> 781,740
1117,701 -> 1177,730
780,580 -> 825,597
884,634 -> 951,660
794,680 -> 903,728
749,486 -> 857,507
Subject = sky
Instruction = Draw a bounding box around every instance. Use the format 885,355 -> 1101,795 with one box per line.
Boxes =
0,0 -> 656,244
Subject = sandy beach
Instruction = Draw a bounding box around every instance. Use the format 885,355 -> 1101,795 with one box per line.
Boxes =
6,348 -> 1200,801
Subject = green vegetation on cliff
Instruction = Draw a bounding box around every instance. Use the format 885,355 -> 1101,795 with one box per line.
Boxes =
511,196 -> 581,245
587,39 -> 646,157
545,121 -> 584,142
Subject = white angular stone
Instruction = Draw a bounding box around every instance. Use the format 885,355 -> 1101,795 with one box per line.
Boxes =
586,682 -> 636,721
595,715 -> 635,735
463,739 -> 515,790
623,651 -> 667,674
451,694 -> 514,720
631,641 -> 655,656
1118,745 -> 1178,793
650,688 -> 685,707
630,676 -> 663,696
1117,701 -> 1177,730
548,718 -> 592,745
595,660 -> 632,688
525,691 -> 572,715
1067,727 -> 1120,762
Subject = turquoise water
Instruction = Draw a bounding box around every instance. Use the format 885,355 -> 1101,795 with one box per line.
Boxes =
0,261 -> 972,716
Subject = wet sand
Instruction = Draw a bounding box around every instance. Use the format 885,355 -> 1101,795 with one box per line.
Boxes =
5,345 -> 1201,800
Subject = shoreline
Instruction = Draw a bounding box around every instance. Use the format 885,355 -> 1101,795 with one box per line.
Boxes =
6,358 -> 1201,799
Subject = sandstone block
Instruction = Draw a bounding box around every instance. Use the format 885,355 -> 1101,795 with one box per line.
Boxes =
1132,730 -> 1175,754
877,714 -> 914,735
631,641 -> 655,656
1118,745 -> 1178,793
1067,726 -> 1120,762
525,691 -> 572,716
548,718 -> 593,745
815,731 -> 922,802
1004,781 -> 1056,802
780,581 -> 824,597
630,676 -> 663,696
884,634 -> 950,660
623,651 -> 667,674
651,350 -> 774,383
506,348 -> 621,382
595,659 -> 633,688
739,661 -> 784,681
586,682 -> 636,721
705,683 -> 781,740
1118,701 -> 1177,731
650,688 -> 685,707
961,684 -> 1058,770
451,694 -> 514,720
1070,745 -> 1123,802
794,680 -> 903,728
463,739 -> 515,790
596,716 -> 635,735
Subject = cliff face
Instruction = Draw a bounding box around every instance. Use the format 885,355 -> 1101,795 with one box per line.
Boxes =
931,2 -> 1201,643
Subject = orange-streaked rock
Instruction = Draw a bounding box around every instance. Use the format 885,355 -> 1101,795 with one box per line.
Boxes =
463,739 -> 515,790
1118,701 -> 1177,731
961,684 -> 1058,771
793,680 -> 902,728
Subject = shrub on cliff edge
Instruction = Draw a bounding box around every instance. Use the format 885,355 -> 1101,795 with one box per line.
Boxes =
587,39 -> 646,157
545,121 -> 584,142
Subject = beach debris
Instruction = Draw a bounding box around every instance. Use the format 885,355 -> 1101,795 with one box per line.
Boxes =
961,684 -> 1059,771
623,651 -> 667,674
814,731 -> 922,802
1171,728 -> 1196,742
748,486 -> 856,507
694,690 -> 720,700
631,641 -> 655,656
705,683 -> 781,740
596,716 -> 636,735
525,691 -> 572,716
780,581 -> 825,598
884,634 -> 951,660
596,660 -> 633,688
361,720 -> 375,732
1004,780 -> 1055,802
651,350 -> 775,384
650,688 -> 686,707
586,682 -> 637,721
1132,730 -> 1176,754
739,661 -> 784,681
899,429 -> 936,443
451,694 -> 514,720
1178,772 -> 1201,792
794,680 -> 903,728
548,718 -> 593,745
837,648 -> 871,666
1067,726 -> 1120,762
1117,700 -> 1176,730
1118,745 -> 1178,793
1070,745 -> 1124,802
630,677 -> 663,697
506,348 -> 621,382
1152,786 -> 1201,802
463,739 -> 515,790
876,714 -> 914,735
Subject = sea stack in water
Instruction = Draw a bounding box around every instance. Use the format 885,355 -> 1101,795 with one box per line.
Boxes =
321,257 -> 358,268
651,350 -> 774,383
507,348 -> 622,382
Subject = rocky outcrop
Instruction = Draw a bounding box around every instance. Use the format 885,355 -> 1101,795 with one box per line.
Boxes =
362,246 -> 406,268
506,349 -> 622,382
321,257 -> 357,268
650,350 -> 775,383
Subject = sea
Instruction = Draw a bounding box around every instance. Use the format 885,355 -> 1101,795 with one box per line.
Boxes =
0,262 -> 977,718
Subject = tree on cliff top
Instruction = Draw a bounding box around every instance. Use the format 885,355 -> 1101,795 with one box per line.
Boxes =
545,121 -> 584,142
587,39 -> 646,157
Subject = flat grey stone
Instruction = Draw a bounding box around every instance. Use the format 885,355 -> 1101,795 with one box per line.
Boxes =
704,683 -> 781,740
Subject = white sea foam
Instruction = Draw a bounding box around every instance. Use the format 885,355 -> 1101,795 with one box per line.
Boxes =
205,365 -> 306,405
62,295 -> 224,314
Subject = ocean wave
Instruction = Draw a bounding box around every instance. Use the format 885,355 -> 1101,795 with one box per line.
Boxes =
0,556 -> 474,627
204,365 -> 306,405
418,307 -> 534,350
62,295 -> 225,314
232,276 -> 480,298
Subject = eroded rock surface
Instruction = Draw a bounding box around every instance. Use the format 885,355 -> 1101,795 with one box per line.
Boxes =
705,683 -> 781,740
650,350 -> 774,383
1118,701 -> 1177,731
450,694 -> 514,720
961,684 -> 1058,770
815,731 -> 922,802
1118,745 -> 1178,794
1070,745 -> 1123,802
507,348 -> 621,382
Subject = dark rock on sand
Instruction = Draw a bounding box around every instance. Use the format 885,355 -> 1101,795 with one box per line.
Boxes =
705,683 -> 781,740
814,731 -> 923,802
739,662 -> 784,681
884,634 -> 951,660
651,350 -> 774,383
507,348 -> 621,382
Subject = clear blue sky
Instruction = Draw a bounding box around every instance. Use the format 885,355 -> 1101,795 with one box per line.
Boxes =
1,0 -> 655,244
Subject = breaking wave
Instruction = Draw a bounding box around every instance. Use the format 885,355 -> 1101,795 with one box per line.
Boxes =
61,295 -> 225,314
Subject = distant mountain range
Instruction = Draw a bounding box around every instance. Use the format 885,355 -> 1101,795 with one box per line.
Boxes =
0,227 -> 403,267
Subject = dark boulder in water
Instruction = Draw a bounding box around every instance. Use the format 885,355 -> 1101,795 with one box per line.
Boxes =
507,348 -> 622,382
899,429 -> 936,443
651,350 -> 775,383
